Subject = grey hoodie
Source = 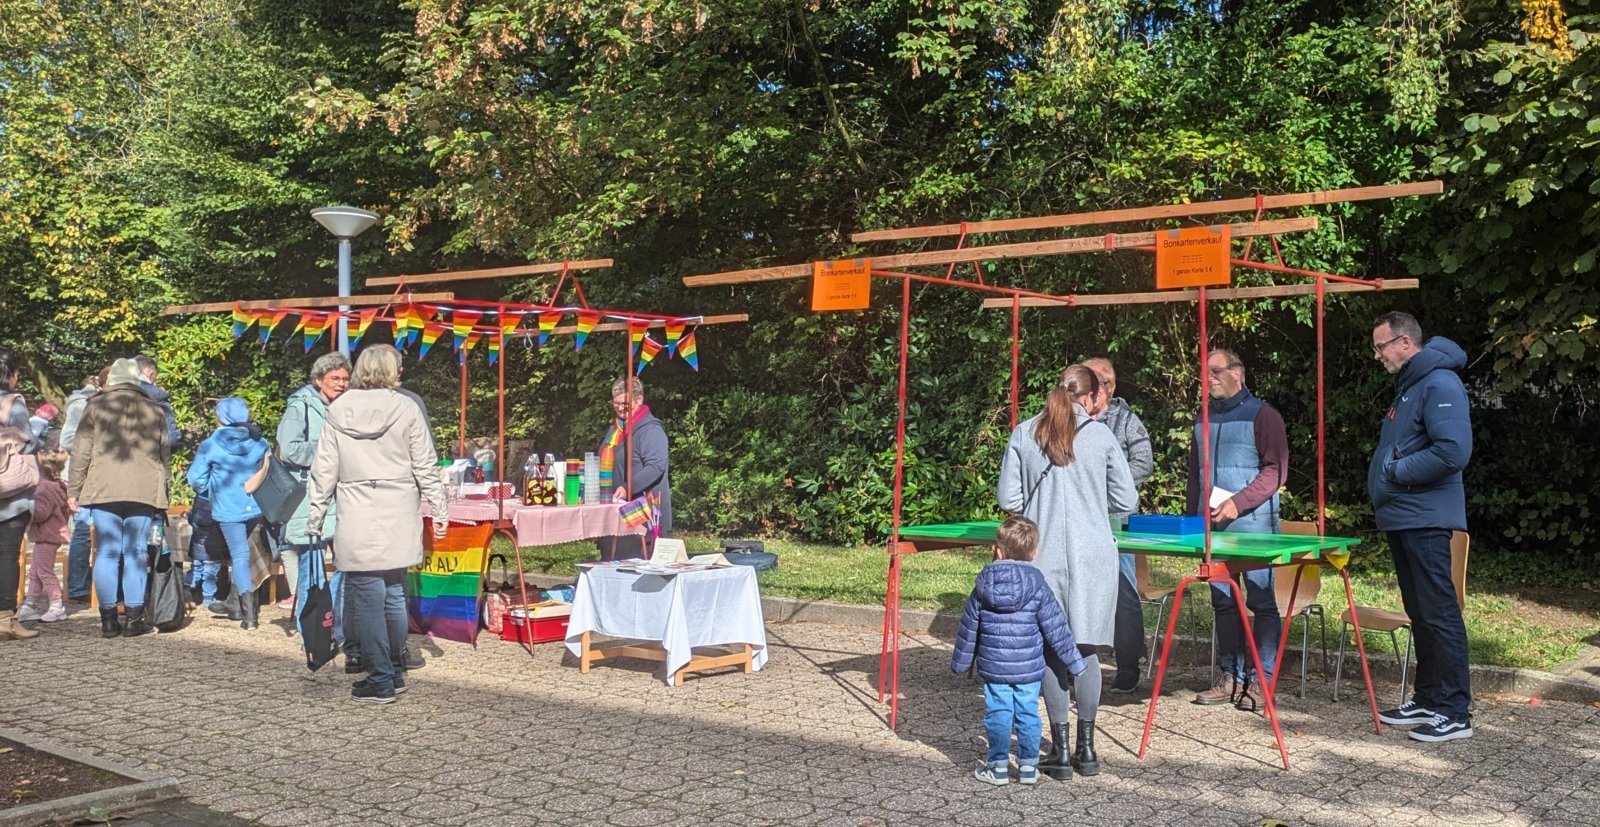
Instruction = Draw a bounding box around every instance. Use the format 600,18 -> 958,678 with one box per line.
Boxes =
58,384 -> 98,452
1098,397 -> 1153,486
307,389 -> 446,572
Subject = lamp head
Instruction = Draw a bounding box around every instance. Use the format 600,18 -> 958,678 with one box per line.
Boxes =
311,206 -> 379,239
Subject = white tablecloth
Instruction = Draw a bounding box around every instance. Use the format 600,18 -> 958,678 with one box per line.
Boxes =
565,565 -> 768,683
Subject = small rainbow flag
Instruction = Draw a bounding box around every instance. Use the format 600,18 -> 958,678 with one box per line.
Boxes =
231,304 -> 256,339
664,320 -> 686,354
419,321 -> 448,360
391,305 -> 412,346
636,335 -> 664,374
678,328 -> 699,371
450,309 -> 482,351
537,311 -> 563,346
574,310 -> 602,351
458,331 -> 482,364
498,311 -> 525,340
486,334 -> 502,364
347,307 -> 380,351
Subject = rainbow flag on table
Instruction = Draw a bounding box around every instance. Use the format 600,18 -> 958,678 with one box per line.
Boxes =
406,523 -> 493,645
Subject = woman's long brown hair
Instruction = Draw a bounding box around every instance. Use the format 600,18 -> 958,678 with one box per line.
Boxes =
1032,364 -> 1100,466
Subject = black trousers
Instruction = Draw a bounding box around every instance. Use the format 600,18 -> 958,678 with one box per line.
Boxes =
1389,528 -> 1471,719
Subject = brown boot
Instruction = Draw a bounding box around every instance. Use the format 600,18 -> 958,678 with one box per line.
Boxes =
1193,673 -> 1238,705
0,609 -> 41,641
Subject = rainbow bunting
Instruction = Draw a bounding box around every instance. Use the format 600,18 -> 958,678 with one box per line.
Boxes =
486,334 -> 502,364
419,321 -> 448,360
626,319 -> 650,358
231,304 -> 256,339
408,306 -> 435,348
537,311 -> 562,346
347,307 -> 380,351
636,335 -> 664,374
664,320 -> 686,354
458,331 -> 482,364
391,304 -> 412,345
574,310 -> 602,351
678,328 -> 699,371
260,309 -> 290,345
301,312 -> 332,352
451,309 -> 482,350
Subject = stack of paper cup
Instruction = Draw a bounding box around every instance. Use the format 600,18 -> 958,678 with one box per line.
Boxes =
583,452 -> 600,504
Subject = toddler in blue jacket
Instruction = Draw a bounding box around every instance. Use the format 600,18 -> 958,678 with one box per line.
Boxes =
951,516 -> 1086,786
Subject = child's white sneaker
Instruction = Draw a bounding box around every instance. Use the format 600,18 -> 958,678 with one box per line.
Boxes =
40,604 -> 68,623
1017,764 -> 1039,785
16,601 -> 43,623
973,762 -> 1009,786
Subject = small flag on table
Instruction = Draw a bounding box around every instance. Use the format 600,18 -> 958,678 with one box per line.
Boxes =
574,310 -> 602,351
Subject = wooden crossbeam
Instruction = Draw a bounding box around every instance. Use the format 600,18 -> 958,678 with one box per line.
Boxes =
976,278 -> 1419,309
164,292 -> 455,315
851,181 -> 1442,243
684,217 -> 1317,287
366,259 -> 613,287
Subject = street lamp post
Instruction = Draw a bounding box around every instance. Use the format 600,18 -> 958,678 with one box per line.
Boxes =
310,205 -> 380,356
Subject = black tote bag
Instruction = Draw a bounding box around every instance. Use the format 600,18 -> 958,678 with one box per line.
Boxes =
296,545 -> 338,672
145,536 -> 187,633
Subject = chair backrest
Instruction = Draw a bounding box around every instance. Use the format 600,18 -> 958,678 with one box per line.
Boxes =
1451,531 -> 1470,610
1135,553 -> 1153,596
1271,520 -> 1323,616
1279,520 -> 1317,536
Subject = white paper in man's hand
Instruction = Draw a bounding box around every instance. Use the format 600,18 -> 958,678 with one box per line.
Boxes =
1209,487 -> 1236,509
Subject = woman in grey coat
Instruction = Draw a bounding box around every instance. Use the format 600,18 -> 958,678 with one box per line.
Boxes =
998,363 -> 1137,780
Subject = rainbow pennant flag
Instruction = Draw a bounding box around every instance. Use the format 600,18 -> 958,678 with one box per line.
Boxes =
301,312 -> 332,352
259,309 -> 290,346
497,311 -> 525,340
406,525 -> 490,646
450,309 -> 483,351
486,334 -> 502,364
391,305 -> 412,346
678,328 -> 699,371
537,311 -> 563,345
627,319 -> 651,358
347,307 -> 380,351
418,321 -> 448,360
574,310 -> 602,351
458,331 -> 482,364
231,304 -> 256,339
636,335 -> 664,374
664,320 -> 686,354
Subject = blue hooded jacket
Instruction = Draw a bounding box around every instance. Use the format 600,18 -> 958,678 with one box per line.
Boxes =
186,424 -> 269,523
1367,337 -> 1473,532
951,560 -> 1086,684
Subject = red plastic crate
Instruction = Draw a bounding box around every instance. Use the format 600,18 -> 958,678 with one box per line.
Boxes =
500,609 -> 570,644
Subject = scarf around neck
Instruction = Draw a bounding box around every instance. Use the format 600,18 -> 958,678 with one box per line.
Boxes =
599,403 -> 651,498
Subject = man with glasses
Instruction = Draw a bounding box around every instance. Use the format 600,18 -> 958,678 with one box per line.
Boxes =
1187,348 -> 1289,708
1368,311 -> 1474,742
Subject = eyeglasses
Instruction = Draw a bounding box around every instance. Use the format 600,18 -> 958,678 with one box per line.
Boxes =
1207,364 -> 1240,377
1371,335 -> 1405,355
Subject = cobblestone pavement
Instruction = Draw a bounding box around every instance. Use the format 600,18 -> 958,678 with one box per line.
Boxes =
2,608 -> 1597,827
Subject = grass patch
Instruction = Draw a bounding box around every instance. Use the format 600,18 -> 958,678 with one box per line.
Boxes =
506,533 -> 1600,672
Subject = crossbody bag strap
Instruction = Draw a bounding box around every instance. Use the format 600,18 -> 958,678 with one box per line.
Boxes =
1019,465 -> 1053,513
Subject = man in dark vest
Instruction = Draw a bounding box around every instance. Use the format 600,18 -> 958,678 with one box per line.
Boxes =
1187,348 -> 1289,707
1368,311 -> 1474,742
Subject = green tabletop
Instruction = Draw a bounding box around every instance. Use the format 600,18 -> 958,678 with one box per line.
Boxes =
898,521 -> 1359,565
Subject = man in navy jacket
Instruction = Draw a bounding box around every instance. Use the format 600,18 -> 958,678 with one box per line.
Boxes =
1368,311 -> 1474,743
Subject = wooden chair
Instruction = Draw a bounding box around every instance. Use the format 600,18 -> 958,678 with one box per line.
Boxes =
1136,554 -> 1203,672
1333,531 -> 1470,704
1205,520 -> 1330,696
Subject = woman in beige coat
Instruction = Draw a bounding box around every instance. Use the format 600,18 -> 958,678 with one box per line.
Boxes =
306,346 -> 446,704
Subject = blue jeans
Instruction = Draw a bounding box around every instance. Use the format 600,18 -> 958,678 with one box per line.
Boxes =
1212,568 -> 1280,683
217,521 -> 257,598
89,504 -> 156,609
346,569 -> 407,692
982,681 -> 1042,765
189,560 -> 221,602
67,516 -> 93,600
1389,528 -> 1471,719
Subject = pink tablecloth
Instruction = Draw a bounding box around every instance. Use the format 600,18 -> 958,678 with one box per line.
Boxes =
442,499 -> 638,547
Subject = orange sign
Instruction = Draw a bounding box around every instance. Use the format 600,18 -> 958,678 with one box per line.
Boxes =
1155,225 -> 1232,289
810,258 -> 872,311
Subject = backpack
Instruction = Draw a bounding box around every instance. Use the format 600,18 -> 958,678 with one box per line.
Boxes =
0,394 -> 39,499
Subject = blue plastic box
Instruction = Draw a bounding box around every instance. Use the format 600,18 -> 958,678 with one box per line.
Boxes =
1126,514 -> 1206,536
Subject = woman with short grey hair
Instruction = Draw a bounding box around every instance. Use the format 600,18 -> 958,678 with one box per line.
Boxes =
277,352 -> 351,614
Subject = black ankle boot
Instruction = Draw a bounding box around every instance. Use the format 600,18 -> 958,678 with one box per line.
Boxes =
1038,721 -> 1072,780
99,608 -> 122,639
1071,719 -> 1100,776
239,588 -> 258,630
122,606 -> 152,637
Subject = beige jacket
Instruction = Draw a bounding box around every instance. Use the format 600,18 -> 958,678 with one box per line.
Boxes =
307,389 -> 446,573
67,385 -> 171,509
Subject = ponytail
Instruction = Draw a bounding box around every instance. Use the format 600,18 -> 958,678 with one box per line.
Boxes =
1032,364 -> 1100,466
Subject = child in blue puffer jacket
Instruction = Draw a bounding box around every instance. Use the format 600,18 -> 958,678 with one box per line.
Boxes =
952,516 -> 1086,786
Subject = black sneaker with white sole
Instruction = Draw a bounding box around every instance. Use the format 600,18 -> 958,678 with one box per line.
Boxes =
1378,699 -> 1437,727
1407,714 -> 1473,743
353,677 -> 407,695
349,682 -> 397,705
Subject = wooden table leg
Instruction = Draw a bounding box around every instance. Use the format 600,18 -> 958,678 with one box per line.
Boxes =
579,631 -> 593,673
741,644 -> 753,674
